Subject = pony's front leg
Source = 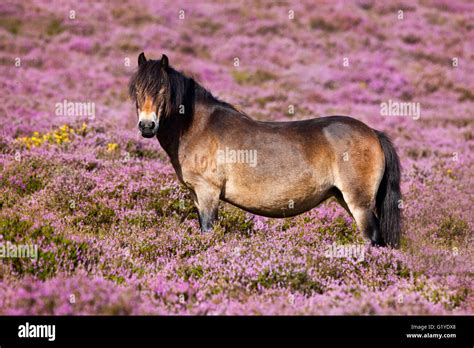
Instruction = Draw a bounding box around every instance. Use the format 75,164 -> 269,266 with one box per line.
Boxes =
192,185 -> 220,232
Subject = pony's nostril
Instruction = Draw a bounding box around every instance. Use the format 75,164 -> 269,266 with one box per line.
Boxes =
139,120 -> 155,131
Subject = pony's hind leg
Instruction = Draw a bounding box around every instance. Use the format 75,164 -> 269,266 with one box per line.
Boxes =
349,205 -> 384,246
332,188 -> 352,216
339,191 -> 385,247
357,209 -> 384,246
191,184 -> 220,232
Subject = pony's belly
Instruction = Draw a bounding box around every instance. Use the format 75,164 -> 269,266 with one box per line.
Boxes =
222,183 -> 333,218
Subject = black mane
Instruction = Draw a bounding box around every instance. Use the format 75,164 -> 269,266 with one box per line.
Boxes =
129,60 -> 240,118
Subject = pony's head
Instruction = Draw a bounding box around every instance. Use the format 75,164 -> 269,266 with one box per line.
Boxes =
128,52 -> 171,138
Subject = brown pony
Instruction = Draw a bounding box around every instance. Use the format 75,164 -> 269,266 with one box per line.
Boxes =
129,53 -> 402,248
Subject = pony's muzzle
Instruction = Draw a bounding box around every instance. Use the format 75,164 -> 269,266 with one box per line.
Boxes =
138,120 -> 157,138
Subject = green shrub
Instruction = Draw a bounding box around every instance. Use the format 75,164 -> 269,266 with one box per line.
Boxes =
219,207 -> 254,235
435,215 -> 470,246
231,69 -> 276,85
81,203 -> 116,227
46,18 -> 64,36
0,216 -> 91,280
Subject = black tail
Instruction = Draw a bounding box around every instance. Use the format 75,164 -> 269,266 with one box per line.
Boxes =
375,131 -> 402,248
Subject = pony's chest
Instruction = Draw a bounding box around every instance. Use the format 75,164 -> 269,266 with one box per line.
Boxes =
175,158 -> 222,192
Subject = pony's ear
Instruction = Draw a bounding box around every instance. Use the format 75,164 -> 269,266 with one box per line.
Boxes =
138,52 -> 147,67
160,54 -> 169,69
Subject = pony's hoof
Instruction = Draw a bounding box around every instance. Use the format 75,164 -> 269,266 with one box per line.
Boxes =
370,239 -> 386,247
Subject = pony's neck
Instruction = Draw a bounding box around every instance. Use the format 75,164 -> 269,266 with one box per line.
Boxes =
156,109 -> 189,164
156,75 -> 241,162
156,78 -> 199,163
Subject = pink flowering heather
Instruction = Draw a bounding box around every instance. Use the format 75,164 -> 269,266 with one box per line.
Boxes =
0,0 -> 472,315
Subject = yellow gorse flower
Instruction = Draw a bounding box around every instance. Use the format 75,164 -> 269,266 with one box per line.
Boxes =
16,123 -> 87,149
107,143 -> 119,152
